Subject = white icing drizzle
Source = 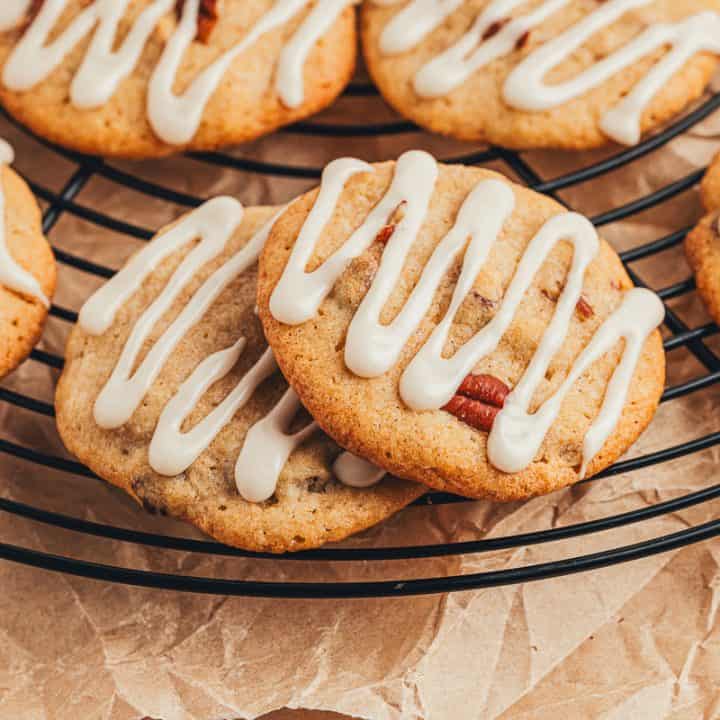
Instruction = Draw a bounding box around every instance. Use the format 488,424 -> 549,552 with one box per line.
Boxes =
0,0 -> 31,31
379,0 -> 463,54
0,139 -> 49,306
400,205 -> 599,412
333,452 -> 386,488
270,149 -> 665,477
489,287 -> 664,477
235,383 -> 319,503
374,0 -> 720,145
2,0 -> 354,145
81,196 -> 246,429
81,199 -> 382,502
148,343 -> 276,478
0,140 -> 14,168
276,0 -> 354,110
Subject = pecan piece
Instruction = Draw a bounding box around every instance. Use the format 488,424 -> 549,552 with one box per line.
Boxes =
443,395 -> 501,433
515,30 -> 531,50
444,373 -> 510,431
576,295 -> 594,320
374,201 -> 407,245
176,0 -> 220,44
482,18 -> 509,41
375,224 -> 396,245
457,373 -> 510,407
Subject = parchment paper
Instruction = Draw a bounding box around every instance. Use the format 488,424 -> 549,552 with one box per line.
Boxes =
2,76 -> 720,719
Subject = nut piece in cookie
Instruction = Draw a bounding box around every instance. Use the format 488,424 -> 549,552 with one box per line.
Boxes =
0,0 -> 357,157
258,151 -> 666,501
0,138 -> 56,379
361,1 -> 720,149
56,201 -> 424,554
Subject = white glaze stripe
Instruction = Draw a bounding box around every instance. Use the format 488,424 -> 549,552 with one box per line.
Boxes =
347,173 -> 509,378
375,0 -> 720,146
3,0 -> 355,145
0,139 -> 49,306
79,197 -> 242,335
270,149 -> 664,476
82,198 -> 382,501
270,150 -> 438,329
149,344 -> 277,478
270,156 -> 373,324
81,197 -> 246,428
73,0 -> 174,110
149,0 -> 308,144
0,0 -> 31,31
235,384 -> 319,503
400,207 -> 599,411
333,452 -> 386,488
150,336 -> 381,499
277,0 -> 355,109
489,288 -> 664,477
379,0 -> 463,54
413,0 -> 568,98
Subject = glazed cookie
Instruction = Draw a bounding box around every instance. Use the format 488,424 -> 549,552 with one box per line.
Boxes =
361,0 -> 720,149
56,201 -> 424,553
0,139 -> 56,379
685,152 -> 720,326
0,0 -> 356,158
257,151 -> 666,501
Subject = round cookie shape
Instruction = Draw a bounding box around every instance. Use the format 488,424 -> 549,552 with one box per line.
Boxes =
56,202 -> 424,554
361,0 -> 720,149
257,152 -> 666,501
0,0 -> 357,158
0,140 -> 56,380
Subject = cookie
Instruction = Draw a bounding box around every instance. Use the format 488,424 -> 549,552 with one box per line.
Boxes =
0,0 -> 357,158
56,200 -> 424,554
685,152 -> 720,326
361,0 -> 720,149
0,138 -> 56,380
700,150 -> 720,212
257,150 -> 666,501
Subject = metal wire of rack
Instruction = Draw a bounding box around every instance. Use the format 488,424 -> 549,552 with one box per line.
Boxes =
1,86 -> 720,599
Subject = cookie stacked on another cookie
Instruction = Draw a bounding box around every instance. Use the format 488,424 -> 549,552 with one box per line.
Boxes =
56,201 -> 424,553
361,0 -> 720,149
257,151 -> 666,500
0,138 -> 56,379
0,0 -> 357,157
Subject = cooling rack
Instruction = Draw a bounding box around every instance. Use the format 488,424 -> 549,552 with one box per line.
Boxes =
1,86 -> 720,599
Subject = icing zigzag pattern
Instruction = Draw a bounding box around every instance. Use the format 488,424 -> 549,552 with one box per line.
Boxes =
270,150 -> 665,476
374,0 -> 720,144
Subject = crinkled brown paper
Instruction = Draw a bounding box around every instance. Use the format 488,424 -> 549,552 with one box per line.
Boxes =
3,75 -> 720,719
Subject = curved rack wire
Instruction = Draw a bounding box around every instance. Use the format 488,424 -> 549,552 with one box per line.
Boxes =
1,87 -> 720,598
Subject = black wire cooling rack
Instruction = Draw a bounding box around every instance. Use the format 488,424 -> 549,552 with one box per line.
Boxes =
2,86 -> 720,599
